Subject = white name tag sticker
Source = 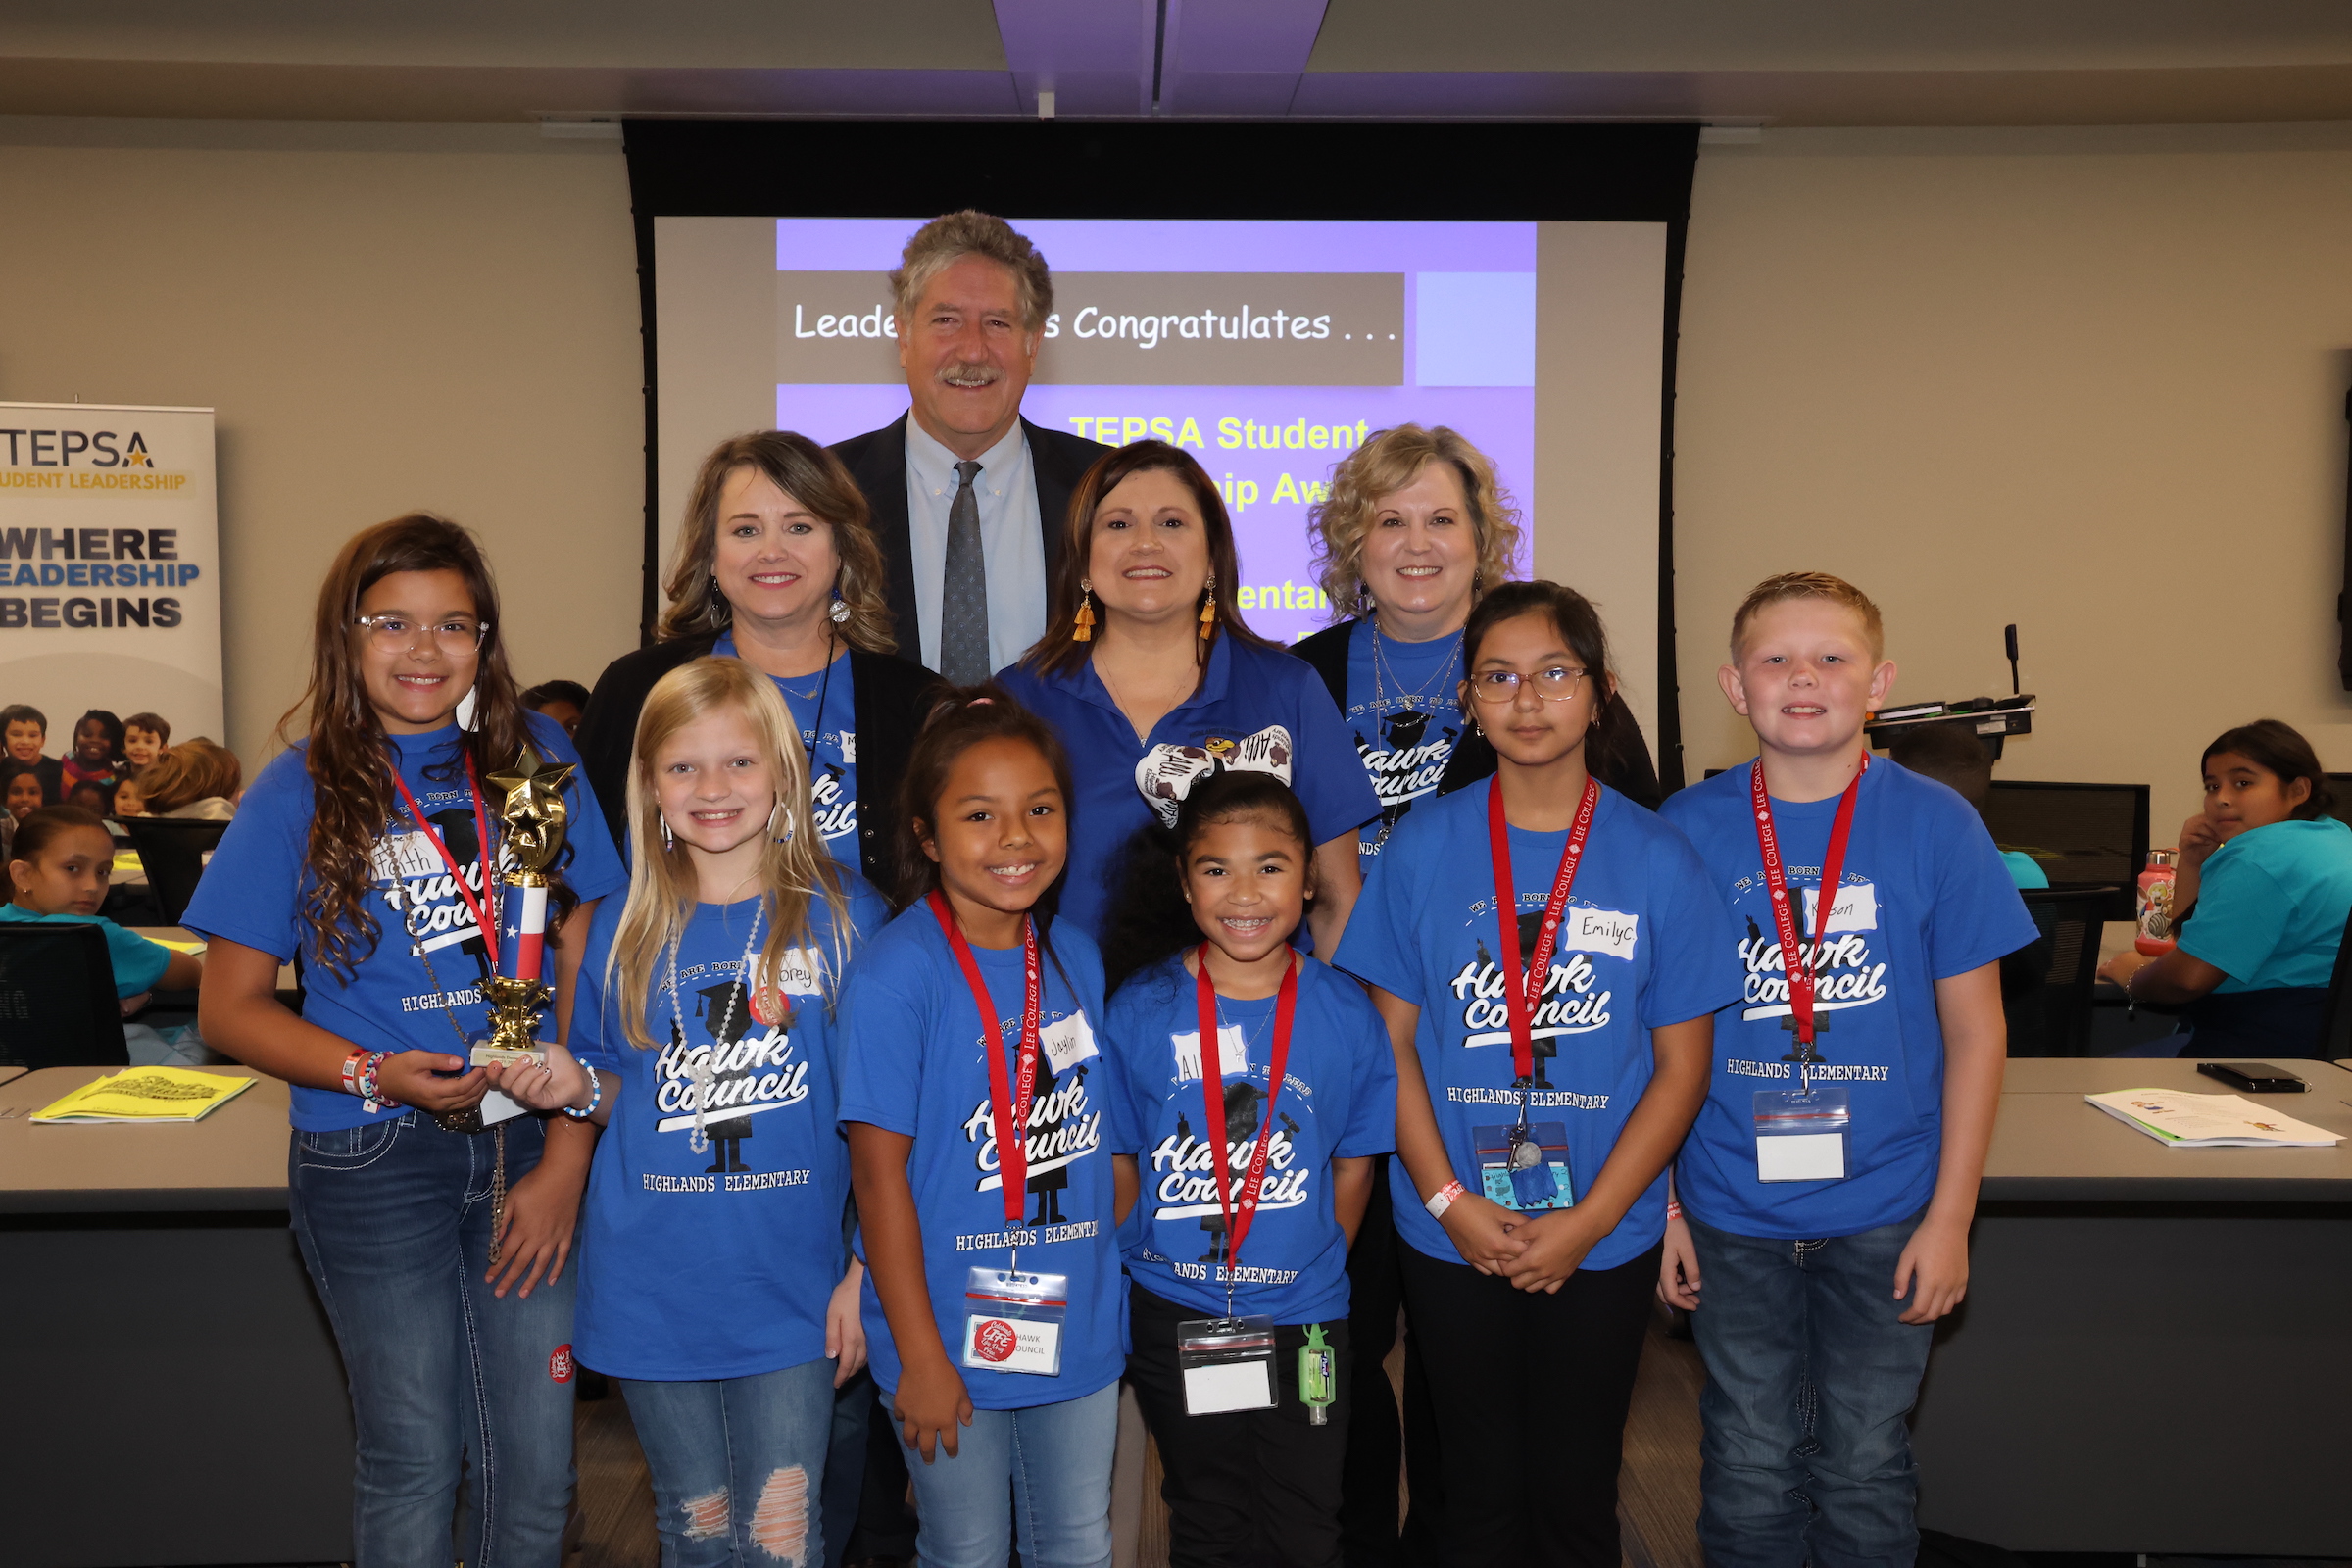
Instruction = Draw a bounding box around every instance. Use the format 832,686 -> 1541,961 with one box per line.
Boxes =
961,1311 -> 1063,1376
1040,1011 -> 1099,1076
1171,1023 -> 1250,1083
1801,882 -> 1879,934
1182,1358 -> 1274,1414
755,946 -> 827,998
1755,1130 -> 1847,1182
369,830 -> 441,882
1561,906 -> 1639,962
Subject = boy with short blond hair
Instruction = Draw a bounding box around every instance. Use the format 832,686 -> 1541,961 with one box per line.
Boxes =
1658,571 -> 2034,1568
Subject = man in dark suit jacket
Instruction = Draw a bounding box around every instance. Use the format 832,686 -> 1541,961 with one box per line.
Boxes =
829,211 -> 1108,683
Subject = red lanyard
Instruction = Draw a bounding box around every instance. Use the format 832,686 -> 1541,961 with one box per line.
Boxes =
1748,755 -> 1867,1051
1193,945 -> 1298,1273
389,753 -> 500,968
1486,774 -> 1600,1086
929,891 -> 1044,1228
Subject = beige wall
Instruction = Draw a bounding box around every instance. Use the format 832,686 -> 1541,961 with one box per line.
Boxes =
8,115 -> 2352,841
1677,121 -> 2352,837
0,117 -> 642,769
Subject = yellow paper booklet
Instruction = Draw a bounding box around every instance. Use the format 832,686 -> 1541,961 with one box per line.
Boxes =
31,1067 -> 255,1124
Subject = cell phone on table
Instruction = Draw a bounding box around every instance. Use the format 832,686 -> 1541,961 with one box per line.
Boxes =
2195,1061 -> 2308,1093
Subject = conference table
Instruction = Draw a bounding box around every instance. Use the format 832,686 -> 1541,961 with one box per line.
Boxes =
1911,1056 -> 2352,1556
0,1065 -> 355,1568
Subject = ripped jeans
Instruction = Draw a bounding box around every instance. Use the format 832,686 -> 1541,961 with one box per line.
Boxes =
620,1356 -> 836,1568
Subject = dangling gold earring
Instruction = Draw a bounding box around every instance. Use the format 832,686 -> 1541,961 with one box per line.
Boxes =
1072,581 -> 1096,643
1199,571 -> 1217,641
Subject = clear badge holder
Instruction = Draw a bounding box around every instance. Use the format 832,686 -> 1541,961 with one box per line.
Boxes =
960,1266 -> 1068,1377
1472,1120 -> 1575,1211
1177,1313 -> 1278,1415
1753,1087 -> 1851,1182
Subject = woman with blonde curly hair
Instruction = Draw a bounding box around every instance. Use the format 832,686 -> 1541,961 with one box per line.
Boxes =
577,431 -> 939,884
1296,424 -> 1659,866
1293,425 -> 1660,1566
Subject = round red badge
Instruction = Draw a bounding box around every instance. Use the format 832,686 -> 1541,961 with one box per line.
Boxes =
971,1318 -> 1018,1363
549,1345 -> 575,1383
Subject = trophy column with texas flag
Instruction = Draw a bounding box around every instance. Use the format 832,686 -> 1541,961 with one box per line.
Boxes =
470,744 -> 574,1069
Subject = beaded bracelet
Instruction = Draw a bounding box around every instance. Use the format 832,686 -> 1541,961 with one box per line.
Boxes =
355,1051 -> 400,1109
562,1068 -> 602,1120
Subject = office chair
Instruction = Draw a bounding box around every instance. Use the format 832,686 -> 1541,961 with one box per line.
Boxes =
120,816 -> 231,926
2313,904 -> 2352,1062
0,922 -> 129,1069
2003,888 -> 2118,1056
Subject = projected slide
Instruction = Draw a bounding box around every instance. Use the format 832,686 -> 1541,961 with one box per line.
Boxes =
654,214 -> 1668,735
762,219 -> 1531,645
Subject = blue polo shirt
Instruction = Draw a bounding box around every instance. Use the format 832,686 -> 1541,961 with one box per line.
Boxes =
999,635 -> 1378,941
2178,816 -> 2352,993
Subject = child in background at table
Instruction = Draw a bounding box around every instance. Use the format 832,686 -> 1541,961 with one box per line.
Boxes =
7,761 -> 47,823
837,689 -> 1126,1568
1102,769 -> 1395,1568
4,805 -> 203,1062
123,711 -> 171,768
522,679 -> 590,739
1886,720 -> 2046,890
1335,581 -> 1738,1568
112,772 -> 147,817
67,780 -> 113,817
3,704 -> 63,805
496,656 -> 887,1568
138,738 -> 241,819
2097,718 -> 2352,1057
186,513 -> 628,1568
62,710 -> 127,796
1658,571 -> 2033,1568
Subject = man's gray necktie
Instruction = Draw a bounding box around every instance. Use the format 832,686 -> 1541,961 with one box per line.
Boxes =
940,458 -> 990,685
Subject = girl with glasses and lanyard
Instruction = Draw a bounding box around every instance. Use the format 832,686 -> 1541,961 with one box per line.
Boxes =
1332,580 -> 1738,1568
189,513 -> 627,1567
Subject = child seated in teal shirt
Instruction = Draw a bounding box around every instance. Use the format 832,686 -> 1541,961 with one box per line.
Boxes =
4,805 -> 205,1063
2098,719 -> 2352,1056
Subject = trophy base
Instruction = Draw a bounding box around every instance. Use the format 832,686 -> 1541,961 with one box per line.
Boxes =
470,1043 -> 547,1069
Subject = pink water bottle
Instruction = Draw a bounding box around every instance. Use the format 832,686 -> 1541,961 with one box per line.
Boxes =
2135,849 -> 2178,956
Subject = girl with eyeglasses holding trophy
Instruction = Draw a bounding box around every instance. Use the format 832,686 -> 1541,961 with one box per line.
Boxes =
190,514 -> 626,1567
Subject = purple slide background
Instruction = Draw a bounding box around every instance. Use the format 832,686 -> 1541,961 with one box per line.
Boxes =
775,219 -> 1535,646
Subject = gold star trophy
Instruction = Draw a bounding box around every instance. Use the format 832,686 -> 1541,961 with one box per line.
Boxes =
468,744 -> 574,1068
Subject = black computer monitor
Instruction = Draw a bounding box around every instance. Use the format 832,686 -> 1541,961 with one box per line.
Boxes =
1982,780 -> 2148,922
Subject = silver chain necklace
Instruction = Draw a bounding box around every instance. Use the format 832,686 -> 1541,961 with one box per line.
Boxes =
1369,618 -> 1461,716
666,899 -> 767,1155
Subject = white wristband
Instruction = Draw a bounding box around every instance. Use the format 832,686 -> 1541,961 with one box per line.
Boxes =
1425,1179 -> 1466,1219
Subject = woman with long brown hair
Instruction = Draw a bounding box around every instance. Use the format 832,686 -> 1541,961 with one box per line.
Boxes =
190,513 -> 628,1567
1002,439 -> 1378,956
576,430 -> 939,885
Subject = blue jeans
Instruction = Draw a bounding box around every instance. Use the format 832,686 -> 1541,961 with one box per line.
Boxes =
892,1381 -> 1118,1568
1686,1210 -> 1935,1568
289,1111 -> 578,1568
621,1357 -> 837,1568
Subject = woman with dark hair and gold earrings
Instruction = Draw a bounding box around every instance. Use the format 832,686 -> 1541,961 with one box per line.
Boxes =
1002,439 -> 1378,955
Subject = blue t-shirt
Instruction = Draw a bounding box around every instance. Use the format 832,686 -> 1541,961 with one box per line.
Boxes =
2178,815 -> 2352,993
0,905 -> 170,997
1660,760 -> 2038,1241
1334,781 -> 1740,1270
2000,850 -> 2050,890
1000,636 -> 1379,941
183,716 -> 628,1132
569,873 -> 888,1381
1341,619 -> 1466,867
835,906 -> 1124,1409
714,635 -> 859,871
1103,953 -> 1396,1325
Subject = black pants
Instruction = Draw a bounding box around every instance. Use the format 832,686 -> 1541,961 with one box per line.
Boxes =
1339,1160 -> 1445,1568
1127,1281 -> 1351,1568
1396,1237 -> 1659,1568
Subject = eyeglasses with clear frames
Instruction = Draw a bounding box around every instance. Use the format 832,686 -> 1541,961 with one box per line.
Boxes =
354,613 -> 492,655
1467,665 -> 1587,703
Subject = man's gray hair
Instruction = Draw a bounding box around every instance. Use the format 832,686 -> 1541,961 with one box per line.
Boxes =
889,210 -> 1054,333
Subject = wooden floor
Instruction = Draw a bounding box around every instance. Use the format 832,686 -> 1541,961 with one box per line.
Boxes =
570,1314 -> 1712,1568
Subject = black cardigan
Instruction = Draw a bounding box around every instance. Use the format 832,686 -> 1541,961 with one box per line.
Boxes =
1290,618 -> 1662,811
574,631 -> 942,888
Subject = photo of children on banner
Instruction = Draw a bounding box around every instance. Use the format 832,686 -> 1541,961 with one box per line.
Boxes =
3,705 -> 64,805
